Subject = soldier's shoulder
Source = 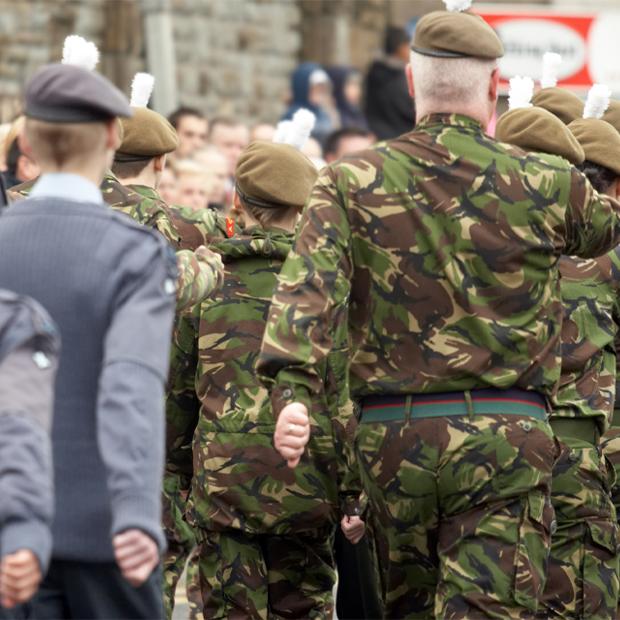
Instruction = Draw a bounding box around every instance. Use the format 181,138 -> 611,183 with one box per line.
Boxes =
101,173 -> 143,209
493,138 -> 573,171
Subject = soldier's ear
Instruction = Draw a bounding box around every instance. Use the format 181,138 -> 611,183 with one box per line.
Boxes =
105,119 -> 121,152
489,66 -> 500,104
406,64 -> 415,99
18,128 -> 34,161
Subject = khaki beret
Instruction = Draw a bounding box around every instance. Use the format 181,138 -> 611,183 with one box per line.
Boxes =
496,107 -> 584,166
116,107 -> 178,160
412,10 -> 504,60
602,100 -> 620,134
568,118 -> 620,177
531,87 -> 583,125
235,142 -> 318,211
25,64 -> 132,123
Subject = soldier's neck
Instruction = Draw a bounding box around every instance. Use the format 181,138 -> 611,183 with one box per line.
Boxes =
38,162 -> 105,188
116,169 -> 157,190
415,102 -> 493,130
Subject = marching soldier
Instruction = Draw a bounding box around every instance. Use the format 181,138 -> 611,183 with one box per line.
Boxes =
0,292 -> 59,615
0,60 -> 176,619
496,79 -> 620,619
256,1 -> 620,617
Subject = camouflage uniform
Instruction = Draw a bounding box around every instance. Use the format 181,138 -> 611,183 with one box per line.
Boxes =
162,207 -> 237,619
166,226 -> 360,619
601,368 -> 620,615
541,251 -> 620,620
256,114 -> 620,618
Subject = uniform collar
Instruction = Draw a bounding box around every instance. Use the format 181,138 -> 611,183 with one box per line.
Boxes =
415,113 -> 484,132
30,173 -> 104,205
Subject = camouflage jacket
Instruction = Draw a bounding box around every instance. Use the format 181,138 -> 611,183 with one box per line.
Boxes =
178,227 -> 360,535
552,249 -> 620,432
256,113 -> 620,414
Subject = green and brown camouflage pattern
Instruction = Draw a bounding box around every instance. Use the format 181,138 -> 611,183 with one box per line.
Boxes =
162,473 -> 201,620
356,413 -> 558,619
540,436 -> 618,620
256,113 -> 620,413
601,419 -> 620,615
184,226 -> 359,535
195,527 -> 335,620
551,250 -> 620,433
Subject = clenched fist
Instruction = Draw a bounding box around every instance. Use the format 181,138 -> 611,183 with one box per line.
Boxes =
0,549 -> 42,607
274,402 -> 310,468
113,529 -> 159,587
341,515 -> 366,545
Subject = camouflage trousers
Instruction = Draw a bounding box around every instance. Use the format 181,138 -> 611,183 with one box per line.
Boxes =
194,526 -> 336,619
162,475 -> 203,619
539,433 -> 618,619
601,424 -> 620,615
355,413 -> 558,619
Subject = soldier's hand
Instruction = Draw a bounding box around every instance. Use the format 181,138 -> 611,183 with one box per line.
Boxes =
274,402 -> 310,469
195,245 -> 224,286
341,515 -> 365,545
113,529 -> 159,587
0,549 -> 42,607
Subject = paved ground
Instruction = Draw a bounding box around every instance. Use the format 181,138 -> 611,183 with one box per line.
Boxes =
172,569 -> 190,619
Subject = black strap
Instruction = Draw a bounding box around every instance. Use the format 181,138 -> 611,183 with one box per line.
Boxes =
410,45 -> 468,59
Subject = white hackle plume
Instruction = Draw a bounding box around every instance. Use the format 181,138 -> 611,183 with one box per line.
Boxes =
130,72 -> 155,108
272,120 -> 292,144
508,76 -> 534,111
61,35 -> 99,71
283,108 -> 316,151
583,83 -> 612,120
540,52 -> 562,89
443,0 -> 472,12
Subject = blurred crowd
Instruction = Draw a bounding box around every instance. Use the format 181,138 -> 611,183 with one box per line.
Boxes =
0,26 -> 415,212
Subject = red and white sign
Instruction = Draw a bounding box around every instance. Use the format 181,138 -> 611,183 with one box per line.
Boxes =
477,6 -> 620,93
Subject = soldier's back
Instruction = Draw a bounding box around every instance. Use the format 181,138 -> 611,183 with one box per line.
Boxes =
325,113 -> 589,399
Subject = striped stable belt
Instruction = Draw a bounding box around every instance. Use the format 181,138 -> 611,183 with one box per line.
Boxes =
360,389 -> 548,423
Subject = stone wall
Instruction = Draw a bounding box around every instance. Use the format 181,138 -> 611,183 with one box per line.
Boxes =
169,0 -> 301,122
0,0 -> 303,124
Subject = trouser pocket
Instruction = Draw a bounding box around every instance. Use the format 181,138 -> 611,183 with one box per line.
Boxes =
513,490 -> 555,611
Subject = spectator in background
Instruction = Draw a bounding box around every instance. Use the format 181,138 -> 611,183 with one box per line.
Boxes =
326,67 -> 368,130
157,167 -> 177,206
250,123 -> 276,142
2,117 -> 40,189
168,106 -> 208,159
0,124 -> 11,172
207,118 -> 250,180
173,159 -> 210,212
193,147 -> 229,212
364,26 -> 415,140
301,136 -> 326,170
324,127 -> 374,164
282,62 -> 337,145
